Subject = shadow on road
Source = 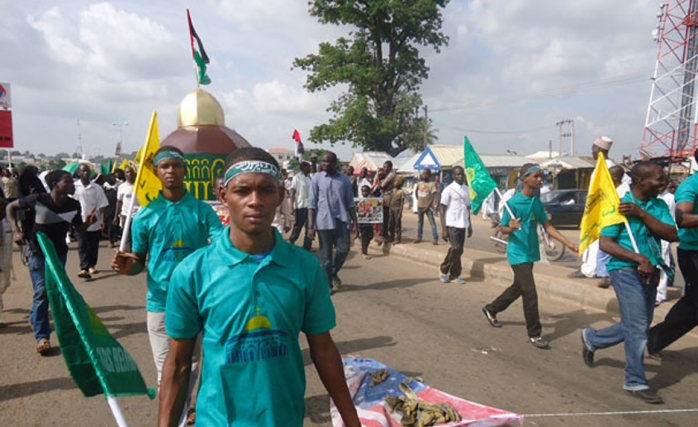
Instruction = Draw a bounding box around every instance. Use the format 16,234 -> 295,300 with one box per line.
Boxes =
339,277 -> 433,292
0,377 -> 77,402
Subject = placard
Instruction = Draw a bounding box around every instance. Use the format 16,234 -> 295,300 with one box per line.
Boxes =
355,197 -> 383,224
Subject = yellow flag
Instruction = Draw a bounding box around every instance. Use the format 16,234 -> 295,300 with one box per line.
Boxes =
578,153 -> 626,255
118,159 -> 131,171
133,111 -> 161,207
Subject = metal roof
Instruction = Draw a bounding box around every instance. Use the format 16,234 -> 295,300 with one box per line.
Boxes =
428,144 -> 465,166
540,156 -> 595,169
348,151 -> 394,171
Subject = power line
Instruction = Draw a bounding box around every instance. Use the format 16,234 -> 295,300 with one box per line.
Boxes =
440,124 -> 554,135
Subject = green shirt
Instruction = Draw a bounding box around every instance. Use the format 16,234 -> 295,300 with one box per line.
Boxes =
131,191 -> 222,312
166,228 -> 336,426
501,192 -> 548,265
674,173 -> 698,250
601,191 -> 675,271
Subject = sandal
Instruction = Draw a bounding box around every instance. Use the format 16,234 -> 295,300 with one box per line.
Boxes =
186,408 -> 196,425
36,338 -> 52,355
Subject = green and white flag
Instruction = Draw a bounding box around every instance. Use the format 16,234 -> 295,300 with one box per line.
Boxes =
38,232 -> 155,400
463,136 -> 498,215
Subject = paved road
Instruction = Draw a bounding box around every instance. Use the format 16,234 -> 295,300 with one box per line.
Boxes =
1,235 -> 696,426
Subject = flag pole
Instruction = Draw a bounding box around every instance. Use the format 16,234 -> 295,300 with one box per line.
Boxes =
494,188 -> 515,219
186,9 -> 200,88
107,396 -> 131,427
623,220 -> 640,253
118,192 -> 137,252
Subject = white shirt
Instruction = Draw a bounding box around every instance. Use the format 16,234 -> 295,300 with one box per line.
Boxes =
117,181 -> 140,217
440,181 -> 472,229
73,180 -> 109,232
290,173 -> 311,209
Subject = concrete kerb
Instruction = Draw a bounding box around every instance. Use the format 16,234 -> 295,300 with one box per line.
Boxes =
369,241 -> 670,320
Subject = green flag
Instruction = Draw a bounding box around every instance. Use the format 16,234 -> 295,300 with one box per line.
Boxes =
37,232 -> 155,399
463,136 -> 498,215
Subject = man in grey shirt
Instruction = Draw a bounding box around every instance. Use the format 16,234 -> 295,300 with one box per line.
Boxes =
308,152 -> 359,291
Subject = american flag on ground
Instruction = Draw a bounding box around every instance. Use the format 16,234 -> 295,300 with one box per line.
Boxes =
331,358 -> 522,427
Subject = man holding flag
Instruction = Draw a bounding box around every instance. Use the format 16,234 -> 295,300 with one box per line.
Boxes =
482,163 -> 578,349
112,145 -> 223,426
581,161 -> 676,404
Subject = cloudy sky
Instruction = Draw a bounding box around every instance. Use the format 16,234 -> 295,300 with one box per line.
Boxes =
0,0 -> 665,162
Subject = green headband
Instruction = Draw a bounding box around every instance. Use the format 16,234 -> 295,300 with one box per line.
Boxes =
522,165 -> 541,177
224,160 -> 280,186
154,150 -> 186,166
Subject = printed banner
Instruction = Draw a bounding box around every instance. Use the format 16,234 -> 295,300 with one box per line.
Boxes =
0,110 -> 13,148
355,198 -> 383,224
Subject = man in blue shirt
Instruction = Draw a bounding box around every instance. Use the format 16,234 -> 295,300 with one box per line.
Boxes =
158,147 -> 360,427
307,151 -> 358,291
482,164 -> 578,349
581,161 -> 677,404
112,146 -> 222,426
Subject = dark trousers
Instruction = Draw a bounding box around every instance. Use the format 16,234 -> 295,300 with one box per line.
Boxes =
105,212 -> 120,244
359,224 -> 374,255
387,208 -> 402,243
380,206 -> 390,238
317,222 -> 350,288
440,227 -> 465,279
648,248 -> 698,352
486,262 -> 542,338
289,208 -> 312,250
76,230 -> 101,270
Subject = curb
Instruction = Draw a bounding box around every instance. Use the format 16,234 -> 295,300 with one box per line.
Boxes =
370,242 -> 672,320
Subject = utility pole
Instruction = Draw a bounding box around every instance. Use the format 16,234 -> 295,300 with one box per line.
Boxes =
555,119 -> 574,156
76,119 -> 83,159
423,105 -> 428,151
112,122 -> 128,157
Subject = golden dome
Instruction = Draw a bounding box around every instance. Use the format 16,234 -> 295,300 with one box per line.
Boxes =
245,308 -> 272,331
178,88 -> 225,127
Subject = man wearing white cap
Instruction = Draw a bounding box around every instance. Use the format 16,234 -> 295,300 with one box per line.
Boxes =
570,136 -> 630,280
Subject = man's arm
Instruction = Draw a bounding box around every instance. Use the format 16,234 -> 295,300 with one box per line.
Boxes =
349,206 -> 358,239
439,203 -> 449,242
158,337 -> 196,427
307,332 -> 361,427
676,201 -> 698,229
543,221 -> 579,253
600,235 -> 654,276
619,202 -> 678,242
114,199 -> 123,225
6,199 -> 25,244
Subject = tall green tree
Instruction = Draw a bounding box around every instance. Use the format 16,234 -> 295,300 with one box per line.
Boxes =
293,0 -> 448,156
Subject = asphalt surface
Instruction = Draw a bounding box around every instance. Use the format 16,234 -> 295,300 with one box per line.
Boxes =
0,222 -> 696,427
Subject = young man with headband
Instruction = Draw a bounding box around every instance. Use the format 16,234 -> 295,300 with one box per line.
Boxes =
158,147 -> 360,427
112,145 -> 222,427
482,163 -> 578,349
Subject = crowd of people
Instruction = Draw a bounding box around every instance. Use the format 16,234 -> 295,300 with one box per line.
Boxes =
1,136 -> 698,425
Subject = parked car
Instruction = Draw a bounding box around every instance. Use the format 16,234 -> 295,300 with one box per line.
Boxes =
541,189 -> 588,228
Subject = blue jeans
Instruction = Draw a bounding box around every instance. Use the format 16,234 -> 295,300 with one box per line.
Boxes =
417,207 -> 438,241
28,249 -> 67,342
585,267 -> 656,390
317,222 -> 350,288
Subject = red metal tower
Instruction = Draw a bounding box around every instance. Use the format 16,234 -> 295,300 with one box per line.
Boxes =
642,1 -> 698,158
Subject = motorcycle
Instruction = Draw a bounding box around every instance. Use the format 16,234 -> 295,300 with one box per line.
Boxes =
488,212 -> 565,261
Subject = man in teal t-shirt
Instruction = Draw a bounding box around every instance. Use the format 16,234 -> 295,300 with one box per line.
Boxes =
482,164 -> 578,349
158,147 -> 360,427
112,146 -> 222,427
581,161 -> 677,405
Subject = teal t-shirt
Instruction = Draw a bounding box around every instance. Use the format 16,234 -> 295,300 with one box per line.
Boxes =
501,192 -> 548,265
131,191 -> 223,312
674,173 -> 698,250
601,191 -> 675,271
166,228 -> 336,427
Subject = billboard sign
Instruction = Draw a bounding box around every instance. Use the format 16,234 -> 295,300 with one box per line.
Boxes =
0,110 -> 13,148
0,83 -> 10,109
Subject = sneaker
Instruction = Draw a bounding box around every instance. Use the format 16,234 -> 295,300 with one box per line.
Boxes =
78,270 -> 91,279
482,306 -> 502,328
647,348 -> 663,361
439,274 -> 450,283
364,254 -> 371,260
88,268 -> 99,275
413,238 -> 422,244
529,336 -> 549,349
581,329 -> 594,367
455,278 -> 466,284
626,388 -> 664,404
597,277 -> 611,289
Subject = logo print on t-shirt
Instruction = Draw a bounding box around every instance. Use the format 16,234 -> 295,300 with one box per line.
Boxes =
225,308 -> 288,364
162,239 -> 194,262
